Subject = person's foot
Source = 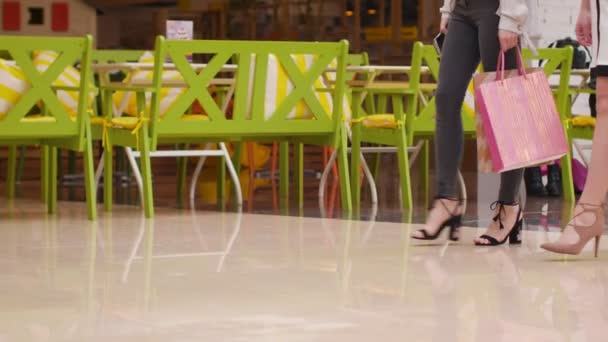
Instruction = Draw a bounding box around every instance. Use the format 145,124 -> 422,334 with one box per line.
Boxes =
524,167 -> 547,197
541,203 -> 604,256
545,164 -> 562,197
411,198 -> 462,240
474,202 -> 522,246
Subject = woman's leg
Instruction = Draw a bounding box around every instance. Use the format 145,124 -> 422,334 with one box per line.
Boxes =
412,13 -> 480,238
434,15 -> 480,200
540,0 -> 607,255
549,76 -> 608,245
579,77 -> 608,204
473,13 -> 524,244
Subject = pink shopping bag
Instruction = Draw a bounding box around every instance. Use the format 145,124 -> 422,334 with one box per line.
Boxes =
474,48 -> 569,173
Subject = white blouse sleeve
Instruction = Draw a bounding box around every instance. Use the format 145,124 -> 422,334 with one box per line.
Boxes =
498,0 -> 529,34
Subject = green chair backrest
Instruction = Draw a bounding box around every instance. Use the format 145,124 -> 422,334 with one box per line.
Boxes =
412,45 -> 575,137
411,43 -> 450,136
148,36 -> 349,149
522,46 -> 574,120
346,53 -> 369,70
91,49 -> 147,114
0,35 -> 93,145
345,52 -> 370,113
405,42 -> 424,140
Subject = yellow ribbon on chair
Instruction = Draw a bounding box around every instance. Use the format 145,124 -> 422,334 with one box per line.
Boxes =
129,115 -> 150,148
89,110 -> 151,148
88,109 -> 112,148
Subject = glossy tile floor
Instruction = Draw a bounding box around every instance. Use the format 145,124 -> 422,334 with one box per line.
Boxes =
0,199 -> 607,341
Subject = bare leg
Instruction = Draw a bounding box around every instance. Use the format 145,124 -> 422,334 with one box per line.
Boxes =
553,76 -> 608,244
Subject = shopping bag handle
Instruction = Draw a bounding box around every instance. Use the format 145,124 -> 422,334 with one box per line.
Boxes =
496,46 -> 527,81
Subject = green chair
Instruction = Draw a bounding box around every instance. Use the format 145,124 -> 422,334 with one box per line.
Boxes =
348,42 -> 425,212
99,36 -> 352,218
90,50 -> 146,202
522,46 -> 575,202
1,35 -> 97,219
92,49 -> 242,212
318,52 -> 380,209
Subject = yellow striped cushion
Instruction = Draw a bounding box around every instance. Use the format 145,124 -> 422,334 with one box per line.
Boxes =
113,51 -> 185,117
263,54 -> 349,121
32,50 -> 92,116
0,59 -> 30,119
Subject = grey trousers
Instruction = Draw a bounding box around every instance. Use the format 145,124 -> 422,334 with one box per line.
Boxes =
435,10 -> 523,203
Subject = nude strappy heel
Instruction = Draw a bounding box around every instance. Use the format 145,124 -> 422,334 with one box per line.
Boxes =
541,203 -> 605,257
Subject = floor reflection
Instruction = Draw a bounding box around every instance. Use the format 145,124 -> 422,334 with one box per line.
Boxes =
0,200 -> 607,340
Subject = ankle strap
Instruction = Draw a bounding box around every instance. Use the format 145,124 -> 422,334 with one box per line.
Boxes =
578,202 -> 605,212
569,202 -> 605,227
433,196 -> 462,217
490,201 -> 520,212
490,201 -> 521,230
435,195 -> 462,203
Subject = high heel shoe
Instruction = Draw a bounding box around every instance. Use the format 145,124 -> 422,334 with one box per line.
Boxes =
541,203 -> 605,257
475,201 -> 523,246
412,196 -> 463,242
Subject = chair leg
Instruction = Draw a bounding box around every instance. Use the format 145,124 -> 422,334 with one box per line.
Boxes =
40,145 -> 50,204
189,153 -> 209,209
360,153 -> 378,204
16,145 -> 26,184
94,151 -> 104,192
231,142 -> 243,206
217,155 -> 226,210
124,147 -> 144,206
350,124 -> 362,214
561,150 -> 576,203
220,143 -> 243,208
231,142 -> 243,172
139,126 -> 155,218
7,145 -> 17,199
294,143 -> 304,209
396,132 -> 413,210
318,147 -> 338,209
83,124 -> 98,221
176,144 -> 189,209
271,142 -> 278,210
48,146 -> 58,215
247,142 -> 256,212
66,150 -> 76,200
279,142 -> 290,209
104,145 -> 113,212
337,127 -> 352,214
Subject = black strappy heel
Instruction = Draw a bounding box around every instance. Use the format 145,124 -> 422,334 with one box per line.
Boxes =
475,201 -> 523,246
413,197 -> 463,242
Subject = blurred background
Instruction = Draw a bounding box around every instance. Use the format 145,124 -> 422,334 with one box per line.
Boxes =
0,0 -> 443,65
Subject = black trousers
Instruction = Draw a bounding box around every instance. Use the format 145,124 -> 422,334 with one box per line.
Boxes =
435,8 -> 523,203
